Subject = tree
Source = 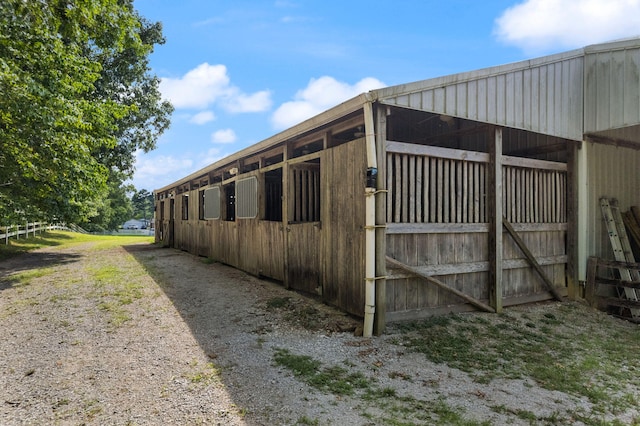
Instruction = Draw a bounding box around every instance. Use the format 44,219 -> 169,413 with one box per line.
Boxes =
81,173 -> 134,232
131,189 -> 153,222
0,0 -> 172,224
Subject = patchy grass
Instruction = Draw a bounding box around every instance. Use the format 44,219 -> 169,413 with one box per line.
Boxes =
273,348 -> 489,425
3,267 -> 56,287
393,302 -> 640,423
187,361 -> 221,385
273,348 -> 370,396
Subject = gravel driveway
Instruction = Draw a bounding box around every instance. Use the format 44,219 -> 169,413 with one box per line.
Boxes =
0,240 -> 614,425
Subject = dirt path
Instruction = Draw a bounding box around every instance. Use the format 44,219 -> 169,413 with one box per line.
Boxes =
0,241 -> 631,425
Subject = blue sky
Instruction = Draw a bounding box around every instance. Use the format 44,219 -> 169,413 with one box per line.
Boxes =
131,0 -> 640,191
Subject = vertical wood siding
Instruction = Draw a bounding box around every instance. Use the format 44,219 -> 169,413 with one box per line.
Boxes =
385,141 -> 567,320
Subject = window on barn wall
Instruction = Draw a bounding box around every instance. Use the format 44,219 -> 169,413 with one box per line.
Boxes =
203,187 -> 221,220
236,176 -> 258,219
290,160 -> 320,223
223,182 -> 235,221
263,168 -> 283,221
181,194 -> 189,220
198,190 -> 205,220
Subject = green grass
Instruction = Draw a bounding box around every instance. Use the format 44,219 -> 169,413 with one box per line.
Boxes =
273,348 -> 370,396
393,303 -> 640,423
273,348 -> 489,425
0,231 -> 154,261
2,267 -> 56,287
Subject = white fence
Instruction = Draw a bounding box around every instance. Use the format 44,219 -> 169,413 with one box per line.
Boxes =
0,223 -> 70,244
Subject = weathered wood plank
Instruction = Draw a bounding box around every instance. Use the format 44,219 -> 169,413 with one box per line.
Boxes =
502,217 -> 564,301
386,141 -> 489,162
386,256 -> 495,313
488,127 -> 503,312
386,221 -> 567,234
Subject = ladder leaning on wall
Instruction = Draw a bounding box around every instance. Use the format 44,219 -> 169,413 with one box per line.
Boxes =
600,197 -> 640,318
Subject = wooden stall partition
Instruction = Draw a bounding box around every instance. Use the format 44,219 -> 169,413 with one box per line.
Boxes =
322,140 -> 367,316
384,141 -> 568,321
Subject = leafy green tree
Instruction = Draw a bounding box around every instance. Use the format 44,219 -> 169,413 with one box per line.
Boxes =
80,172 -> 134,232
132,189 -> 154,222
0,0 -> 172,224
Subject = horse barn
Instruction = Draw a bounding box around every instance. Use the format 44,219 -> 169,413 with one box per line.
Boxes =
155,38 -> 640,336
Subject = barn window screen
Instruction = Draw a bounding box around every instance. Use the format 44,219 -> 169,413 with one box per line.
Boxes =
291,163 -> 320,223
203,186 -> 221,219
236,176 -> 258,219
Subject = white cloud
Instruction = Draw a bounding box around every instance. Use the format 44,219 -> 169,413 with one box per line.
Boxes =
131,151 -> 195,190
494,0 -> 640,53
211,128 -> 237,144
189,111 -> 216,125
271,76 -> 385,130
159,63 -> 230,109
198,148 -> 226,168
223,90 -> 272,113
159,63 -> 272,113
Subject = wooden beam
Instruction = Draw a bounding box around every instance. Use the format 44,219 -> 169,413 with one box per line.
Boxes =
488,127 -> 503,312
505,142 -> 567,157
385,256 -> 495,313
502,217 -> 564,301
282,142 -> 290,289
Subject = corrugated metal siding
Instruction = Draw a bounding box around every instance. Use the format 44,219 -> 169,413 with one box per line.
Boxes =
379,57 -> 584,141
586,142 -> 640,260
584,46 -> 640,134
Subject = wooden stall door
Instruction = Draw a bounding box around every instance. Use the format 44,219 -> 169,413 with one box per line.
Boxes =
287,223 -> 321,294
168,198 -> 175,248
286,163 -> 322,295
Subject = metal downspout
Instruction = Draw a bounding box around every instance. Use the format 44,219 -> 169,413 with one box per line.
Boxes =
363,97 -> 377,338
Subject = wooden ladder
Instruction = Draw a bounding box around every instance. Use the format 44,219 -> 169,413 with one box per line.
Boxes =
600,198 -> 640,318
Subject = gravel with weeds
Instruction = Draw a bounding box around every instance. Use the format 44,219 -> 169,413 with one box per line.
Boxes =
1,232 -> 639,425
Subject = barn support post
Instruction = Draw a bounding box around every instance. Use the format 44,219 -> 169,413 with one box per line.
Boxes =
488,127 -> 503,312
282,142 -> 291,289
576,140 -> 590,283
566,142 -> 580,298
363,98 -> 378,338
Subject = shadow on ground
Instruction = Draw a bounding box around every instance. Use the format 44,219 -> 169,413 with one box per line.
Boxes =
0,251 -> 83,291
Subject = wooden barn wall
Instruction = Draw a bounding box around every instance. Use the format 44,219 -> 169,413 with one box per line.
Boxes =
153,140 -> 368,317
385,141 -> 567,321
584,142 -> 640,266
322,140 -> 367,316
584,45 -> 640,134
379,55 -> 584,142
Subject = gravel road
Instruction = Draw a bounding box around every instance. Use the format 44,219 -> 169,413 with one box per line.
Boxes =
0,240 -> 608,425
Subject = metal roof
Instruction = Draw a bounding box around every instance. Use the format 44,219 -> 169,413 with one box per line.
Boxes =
156,37 -> 640,192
